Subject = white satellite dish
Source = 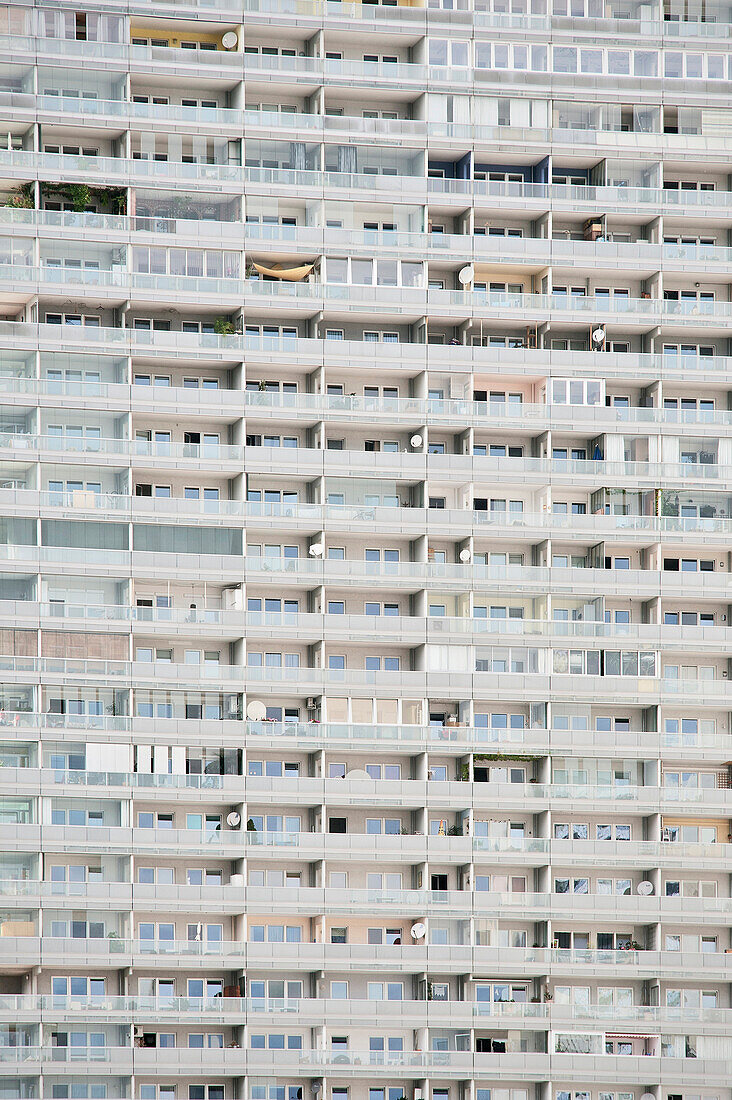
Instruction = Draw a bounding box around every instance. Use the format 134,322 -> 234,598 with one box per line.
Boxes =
410,434 -> 423,448
309,542 -> 323,557
221,31 -> 238,49
637,881 -> 654,895
459,548 -> 471,562
641,1093 -> 655,1100
411,922 -> 427,940
458,265 -> 474,285
591,326 -> 606,345
345,769 -> 371,780
246,700 -> 266,721
226,811 -> 241,828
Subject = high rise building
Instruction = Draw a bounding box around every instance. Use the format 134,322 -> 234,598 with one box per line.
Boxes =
0,1 -> 731,1099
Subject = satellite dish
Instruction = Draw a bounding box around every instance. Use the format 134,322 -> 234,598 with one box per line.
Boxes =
591,326 -> 606,345
637,881 -> 654,895
346,769 -> 371,780
311,1085 -> 322,1096
246,700 -> 266,721
459,548 -> 471,562
641,1093 -> 655,1100
410,434 -> 423,448
226,811 -> 241,828
221,31 -> 238,49
458,265 -> 474,285
309,542 -> 323,557
411,922 -> 427,940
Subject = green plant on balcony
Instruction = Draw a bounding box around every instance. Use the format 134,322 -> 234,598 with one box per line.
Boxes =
4,183 -> 34,209
99,187 -> 127,215
473,752 -> 542,763
40,183 -> 127,214
214,317 -> 237,336
50,183 -> 92,211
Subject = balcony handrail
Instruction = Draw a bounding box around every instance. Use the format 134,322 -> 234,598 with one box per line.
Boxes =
1,764 -> 730,804
8,148 -> 732,210
0,370 -> 730,430
2,599 -> 732,647
0,318 -> 731,377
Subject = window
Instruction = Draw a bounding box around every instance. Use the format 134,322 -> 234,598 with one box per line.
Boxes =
52,976 -> 105,1000
368,981 -> 403,1000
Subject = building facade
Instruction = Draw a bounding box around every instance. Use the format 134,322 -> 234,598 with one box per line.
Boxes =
0,0 -> 731,1098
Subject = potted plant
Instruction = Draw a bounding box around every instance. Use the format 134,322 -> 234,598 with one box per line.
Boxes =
4,183 -> 33,209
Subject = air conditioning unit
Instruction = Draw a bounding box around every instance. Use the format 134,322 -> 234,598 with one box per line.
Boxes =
306,697 -> 317,709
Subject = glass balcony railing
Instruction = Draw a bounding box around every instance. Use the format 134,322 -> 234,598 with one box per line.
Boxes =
0,455 -> 731,499
0,993 -> 730,1030
3,597 -> 732,651
0,822 -> 727,861
0,936 -> 729,977
3,764 -> 732,808
0,363 -> 730,432
2,1043 -> 732,1072
0,319 -> 729,382
6,207 -> 732,280
0,714 -> 721,755
7,148 -> 732,212
7,256 -> 732,321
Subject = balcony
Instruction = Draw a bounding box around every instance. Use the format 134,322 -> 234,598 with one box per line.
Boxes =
0,936 -> 728,987
4,761 -> 732,813
0,319 -> 729,387
6,208 -> 732,292
0,1044 -> 725,1082
6,879 -> 725,929
8,257 -> 732,328
0,993 -> 731,1032
1,822 -> 728,871
0,711 -> 721,761
6,148 -> 732,217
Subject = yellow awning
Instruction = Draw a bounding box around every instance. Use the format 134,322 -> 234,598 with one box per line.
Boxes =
253,262 -> 314,282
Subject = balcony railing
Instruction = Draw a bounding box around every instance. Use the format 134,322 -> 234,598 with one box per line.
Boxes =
3,879 -> 730,930
3,763 -> 732,808
8,148 -> 732,212
0,992 -> 730,1027
0,712 -> 721,755
0,823 -> 729,866
7,207 -> 732,284
4,600 -> 730,649
0,319 -> 730,381
7,259 -> 732,326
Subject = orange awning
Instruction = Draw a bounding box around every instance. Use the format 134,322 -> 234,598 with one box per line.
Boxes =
253,262 -> 314,282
